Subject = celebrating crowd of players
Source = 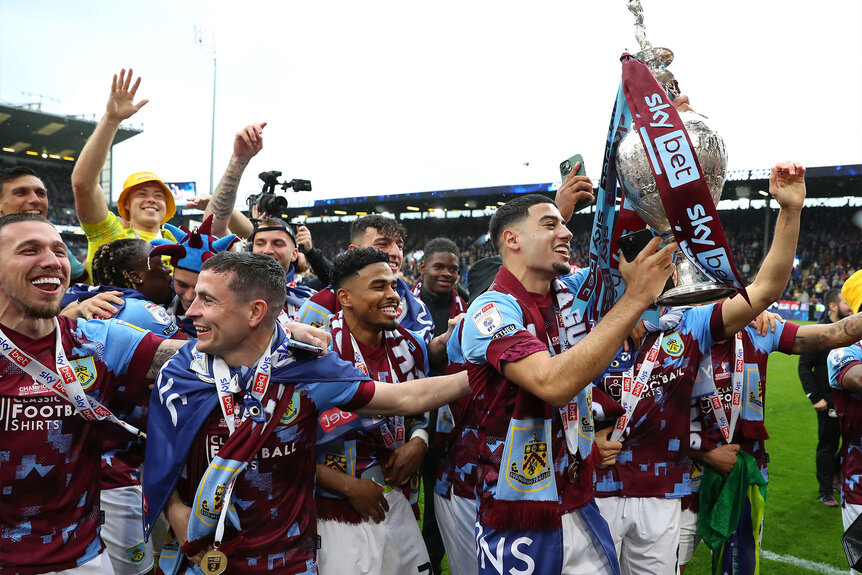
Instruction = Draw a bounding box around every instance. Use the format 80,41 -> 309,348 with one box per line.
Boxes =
5,68 -> 862,575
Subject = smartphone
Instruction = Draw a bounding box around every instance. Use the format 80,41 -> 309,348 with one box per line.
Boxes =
618,229 -> 675,293
285,338 -> 326,357
559,154 -> 593,213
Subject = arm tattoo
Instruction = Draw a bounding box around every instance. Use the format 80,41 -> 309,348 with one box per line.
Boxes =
792,314 -> 862,354
146,340 -> 184,379
211,158 -> 247,221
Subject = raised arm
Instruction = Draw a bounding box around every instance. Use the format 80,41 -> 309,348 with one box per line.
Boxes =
719,162 -> 805,337
71,69 -> 149,225
206,123 -> 266,238
503,238 -> 676,407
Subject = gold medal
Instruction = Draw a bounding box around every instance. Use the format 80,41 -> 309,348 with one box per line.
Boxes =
201,548 -> 228,575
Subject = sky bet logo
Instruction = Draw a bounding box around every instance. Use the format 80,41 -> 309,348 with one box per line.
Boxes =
642,93 -> 699,189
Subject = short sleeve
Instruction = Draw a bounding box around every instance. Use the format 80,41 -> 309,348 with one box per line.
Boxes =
77,317 -> 153,376
828,345 -> 862,390
461,292 -> 546,370
678,303 -> 718,356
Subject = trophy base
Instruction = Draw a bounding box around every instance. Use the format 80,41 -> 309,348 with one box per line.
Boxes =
657,282 -> 737,307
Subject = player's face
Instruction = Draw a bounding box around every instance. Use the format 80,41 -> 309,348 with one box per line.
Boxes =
124,185 -> 167,228
185,270 -> 251,356
421,251 -> 459,296
0,175 -> 49,217
836,294 -> 853,320
340,262 -> 400,331
172,267 -> 199,312
0,221 -> 70,318
520,203 -> 573,277
134,255 -> 173,306
354,228 -> 403,273
252,230 -> 297,272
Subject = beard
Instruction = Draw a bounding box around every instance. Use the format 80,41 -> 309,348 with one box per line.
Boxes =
23,300 -> 62,319
552,261 -> 571,276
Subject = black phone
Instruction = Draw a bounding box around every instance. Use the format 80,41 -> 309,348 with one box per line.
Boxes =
285,338 -> 326,357
559,154 -> 593,213
618,229 -> 675,293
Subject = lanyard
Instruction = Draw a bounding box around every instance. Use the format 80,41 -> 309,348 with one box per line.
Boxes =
547,301 -> 593,460
610,333 -> 664,442
205,330 -> 279,550
0,318 -> 144,437
705,332 -> 744,443
348,332 -> 405,448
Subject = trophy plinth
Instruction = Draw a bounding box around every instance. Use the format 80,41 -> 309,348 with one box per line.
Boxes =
656,258 -> 738,307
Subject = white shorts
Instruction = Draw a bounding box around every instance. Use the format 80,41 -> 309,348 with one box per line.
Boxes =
677,508 -> 700,566
45,552 -> 115,575
596,496 -> 681,575
100,485 -> 153,575
318,489 -> 431,575
561,508 -> 618,575
843,502 -> 862,575
434,489 -> 478,575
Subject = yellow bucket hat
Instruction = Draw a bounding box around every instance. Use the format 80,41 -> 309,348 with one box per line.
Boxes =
842,270 -> 862,314
117,171 -> 177,224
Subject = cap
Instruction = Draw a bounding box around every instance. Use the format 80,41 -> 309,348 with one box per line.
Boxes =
118,172 -> 177,224
843,270 -> 862,314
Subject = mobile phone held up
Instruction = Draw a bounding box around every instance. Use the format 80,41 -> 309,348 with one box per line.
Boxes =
618,229 -> 675,294
559,154 -> 594,214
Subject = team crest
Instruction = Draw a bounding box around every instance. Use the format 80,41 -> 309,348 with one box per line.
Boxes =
509,433 -> 549,484
125,542 -> 146,564
472,303 -> 503,336
68,357 -> 97,390
324,452 -> 347,473
661,333 -> 685,357
280,391 -> 301,425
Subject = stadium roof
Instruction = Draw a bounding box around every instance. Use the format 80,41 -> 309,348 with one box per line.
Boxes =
0,102 -> 141,161
236,163 -> 862,219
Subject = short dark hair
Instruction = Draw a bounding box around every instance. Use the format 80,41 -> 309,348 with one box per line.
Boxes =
350,214 -> 406,245
92,239 -> 150,288
201,252 -> 287,319
331,247 -> 390,291
488,194 -> 554,254
824,288 -> 843,308
0,167 -> 40,192
0,212 -> 52,235
423,237 -> 460,262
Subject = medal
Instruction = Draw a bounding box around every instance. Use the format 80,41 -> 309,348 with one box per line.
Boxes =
566,454 -> 581,484
201,548 -> 228,575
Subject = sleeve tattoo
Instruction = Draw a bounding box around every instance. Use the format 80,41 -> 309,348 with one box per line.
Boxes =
146,340 -> 184,379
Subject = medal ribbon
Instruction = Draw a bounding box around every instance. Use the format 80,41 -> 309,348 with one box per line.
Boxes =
704,332 -> 744,443
610,333 -> 664,442
0,318 -> 144,437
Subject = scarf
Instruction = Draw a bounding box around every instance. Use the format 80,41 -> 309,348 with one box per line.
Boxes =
482,266 -> 595,528
165,294 -> 197,337
412,279 -> 467,320
284,265 -> 317,322
142,327 -> 369,547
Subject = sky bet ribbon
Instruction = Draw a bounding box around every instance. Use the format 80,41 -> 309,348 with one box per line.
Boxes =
620,53 -> 749,300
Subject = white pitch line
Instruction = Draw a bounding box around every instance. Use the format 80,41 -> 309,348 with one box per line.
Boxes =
761,550 -> 847,575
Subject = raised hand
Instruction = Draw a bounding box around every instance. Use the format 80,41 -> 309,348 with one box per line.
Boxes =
234,123 -> 267,164
106,68 -> 149,123
554,162 -> 594,223
769,161 -> 806,211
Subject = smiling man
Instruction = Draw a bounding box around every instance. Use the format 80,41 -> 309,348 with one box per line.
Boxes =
71,69 -> 177,277
0,166 -> 87,283
460,194 -> 676,575
0,213 -> 186,575
142,252 -> 469,574
315,248 -> 433,575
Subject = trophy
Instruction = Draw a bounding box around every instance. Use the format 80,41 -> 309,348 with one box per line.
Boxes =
615,0 -> 738,306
